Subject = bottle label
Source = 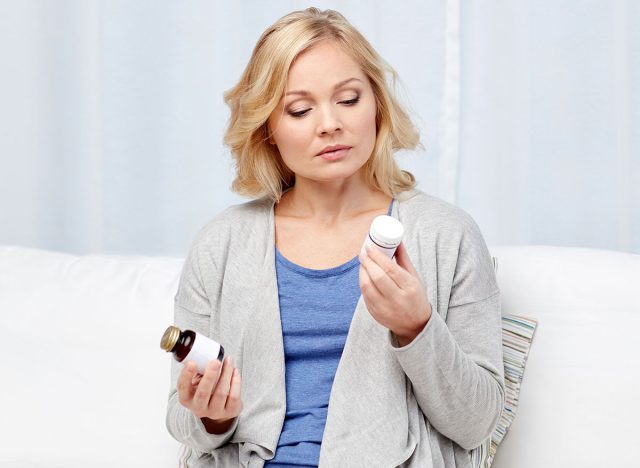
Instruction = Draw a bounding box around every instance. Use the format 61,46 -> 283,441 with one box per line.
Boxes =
185,333 -> 222,374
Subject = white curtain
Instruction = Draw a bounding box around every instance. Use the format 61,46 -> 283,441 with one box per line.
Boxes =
458,0 -> 639,255
1,0 -> 638,256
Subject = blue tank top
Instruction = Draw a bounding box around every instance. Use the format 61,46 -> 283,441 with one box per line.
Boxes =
265,199 -> 395,467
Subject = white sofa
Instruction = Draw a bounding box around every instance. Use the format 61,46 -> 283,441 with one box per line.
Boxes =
0,245 -> 638,468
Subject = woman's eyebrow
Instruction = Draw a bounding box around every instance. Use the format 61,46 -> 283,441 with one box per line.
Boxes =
285,77 -> 363,97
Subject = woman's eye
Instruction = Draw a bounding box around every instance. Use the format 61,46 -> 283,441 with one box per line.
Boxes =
340,97 -> 359,105
288,108 -> 310,118
287,96 -> 359,118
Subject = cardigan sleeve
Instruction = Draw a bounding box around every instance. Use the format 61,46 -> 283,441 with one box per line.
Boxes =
388,216 -> 505,451
165,238 -> 239,454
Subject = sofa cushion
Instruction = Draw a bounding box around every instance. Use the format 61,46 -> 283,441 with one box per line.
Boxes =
488,246 -> 640,468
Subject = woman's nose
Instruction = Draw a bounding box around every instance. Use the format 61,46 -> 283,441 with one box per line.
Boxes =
317,104 -> 342,135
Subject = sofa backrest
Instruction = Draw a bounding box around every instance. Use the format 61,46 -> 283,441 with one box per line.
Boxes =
1,245 -> 638,467
0,246 -> 184,467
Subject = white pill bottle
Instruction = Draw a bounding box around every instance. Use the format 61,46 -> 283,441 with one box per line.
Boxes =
361,215 -> 404,259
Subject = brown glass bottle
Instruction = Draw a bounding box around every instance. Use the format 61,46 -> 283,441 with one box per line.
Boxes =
161,325 -> 224,373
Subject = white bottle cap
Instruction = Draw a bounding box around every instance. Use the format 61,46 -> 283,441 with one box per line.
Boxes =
369,215 -> 404,248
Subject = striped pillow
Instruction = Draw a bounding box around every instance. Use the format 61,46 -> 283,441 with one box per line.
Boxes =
471,257 -> 538,468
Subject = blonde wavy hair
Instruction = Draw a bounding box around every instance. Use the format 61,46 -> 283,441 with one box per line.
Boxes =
223,7 -> 420,202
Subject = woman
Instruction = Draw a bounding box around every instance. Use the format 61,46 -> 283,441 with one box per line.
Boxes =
166,7 -> 505,468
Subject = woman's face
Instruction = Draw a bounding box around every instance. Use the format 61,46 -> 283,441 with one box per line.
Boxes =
267,40 -> 378,185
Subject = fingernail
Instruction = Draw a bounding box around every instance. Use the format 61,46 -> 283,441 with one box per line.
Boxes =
187,362 -> 195,372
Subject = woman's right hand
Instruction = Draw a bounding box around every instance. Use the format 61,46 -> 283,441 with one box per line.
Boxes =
176,356 -> 243,433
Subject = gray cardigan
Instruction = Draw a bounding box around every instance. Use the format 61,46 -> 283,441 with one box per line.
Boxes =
166,188 -> 505,468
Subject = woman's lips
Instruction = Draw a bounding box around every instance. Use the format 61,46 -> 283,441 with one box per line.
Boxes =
318,147 -> 350,161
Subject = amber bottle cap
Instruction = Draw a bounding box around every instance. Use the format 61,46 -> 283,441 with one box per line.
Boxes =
160,325 -> 181,352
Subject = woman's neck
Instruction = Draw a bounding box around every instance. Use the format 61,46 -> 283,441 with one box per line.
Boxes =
276,178 -> 391,226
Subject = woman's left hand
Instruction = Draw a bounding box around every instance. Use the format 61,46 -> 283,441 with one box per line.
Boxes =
359,241 -> 432,346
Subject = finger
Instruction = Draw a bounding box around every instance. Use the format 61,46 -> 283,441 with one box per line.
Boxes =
394,242 -> 419,277
192,359 -> 222,412
210,356 -> 235,412
359,260 -> 385,304
225,369 -> 243,414
360,246 -> 410,294
177,361 -> 198,405
363,244 -> 415,290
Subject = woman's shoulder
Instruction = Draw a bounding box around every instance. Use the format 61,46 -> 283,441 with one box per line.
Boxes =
397,188 -> 481,234
399,189 -> 495,291
190,196 -> 273,252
